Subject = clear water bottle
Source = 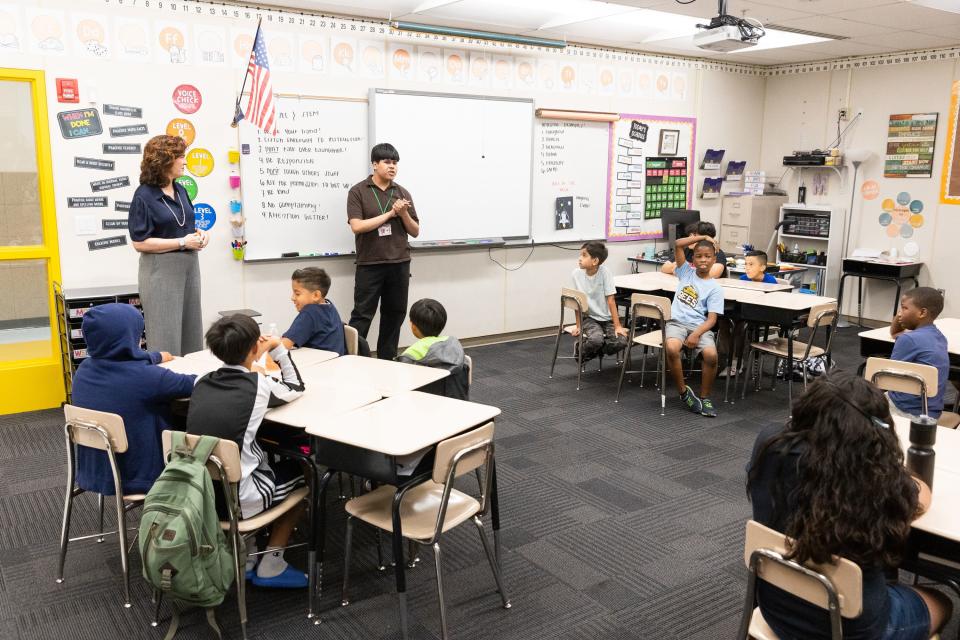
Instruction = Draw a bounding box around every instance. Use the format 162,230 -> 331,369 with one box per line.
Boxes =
906,415 -> 937,490
267,322 -> 278,338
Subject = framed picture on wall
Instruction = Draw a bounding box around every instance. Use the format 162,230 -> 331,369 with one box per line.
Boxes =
658,129 -> 679,155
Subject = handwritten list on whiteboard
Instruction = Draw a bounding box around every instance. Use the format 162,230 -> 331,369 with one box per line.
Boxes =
238,96 -> 368,261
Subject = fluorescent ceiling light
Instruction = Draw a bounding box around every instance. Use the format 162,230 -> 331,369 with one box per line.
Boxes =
536,0 -> 636,30
729,28 -> 829,53
413,0 -> 461,13
911,0 -> 960,14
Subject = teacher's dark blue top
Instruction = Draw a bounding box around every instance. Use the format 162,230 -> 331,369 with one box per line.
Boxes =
128,182 -> 196,241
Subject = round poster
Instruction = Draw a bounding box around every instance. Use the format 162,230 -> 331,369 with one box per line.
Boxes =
185,147 -> 214,177
193,202 -> 216,231
174,175 -> 198,199
860,180 -> 879,200
166,118 -> 196,146
172,84 -> 202,114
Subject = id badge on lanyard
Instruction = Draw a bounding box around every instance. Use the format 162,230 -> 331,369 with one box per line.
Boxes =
371,186 -> 395,238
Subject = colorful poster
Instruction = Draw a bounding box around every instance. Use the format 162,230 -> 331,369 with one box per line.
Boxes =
299,35 -> 328,74
940,81 -> 960,204
418,46 -> 441,83
468,51 -> 491,88
885,112 -> 938,178
230,28 -> 254,69
443,48 -> 466,85
268,31 -> 296,71
26,8 -> 66,55
114,17 -> 150,61
491,55 -> 512,91
330,36 -> 356,76
155,21 -> 188,64
559,62 -> 579,93
515,57 -> 536,89
70,13 -> 111,58
359,40 -> 385,78
388,43 -> 414,80
598,66 -> 615,96
606,113 -> 697,242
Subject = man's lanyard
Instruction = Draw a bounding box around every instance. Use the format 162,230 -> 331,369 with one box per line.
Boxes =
370,186 -> 396,216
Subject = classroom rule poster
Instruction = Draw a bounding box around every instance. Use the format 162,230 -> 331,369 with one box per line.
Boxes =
606,114 -> 696,242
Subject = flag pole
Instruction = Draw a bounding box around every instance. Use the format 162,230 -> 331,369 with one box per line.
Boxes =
231,17 -> 261,128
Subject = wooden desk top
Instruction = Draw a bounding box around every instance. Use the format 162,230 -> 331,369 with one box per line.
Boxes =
860,319 -> 960,356
714,277 -> 794,293
265,384 -> 382,429
614,272 -> 679,292
747,291 -> 837,310
300,355 -> 449,397
306,391 -> 500,456
163,347 -> 340,378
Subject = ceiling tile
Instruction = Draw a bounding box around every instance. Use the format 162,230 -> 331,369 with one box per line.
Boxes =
299,0 -> 423,19
789,39 -> 890,60
421,0 -> 636,32
849,30 -> 960,51
644,0 -> 816,23
748,0 -> 901,14
536,9 -> 699,44
832,3 -> 960,29
916,23 -> 960,39
768,14 -> 899,38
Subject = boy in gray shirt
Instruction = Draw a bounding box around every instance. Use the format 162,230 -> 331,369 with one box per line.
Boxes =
570,241 -> 628,362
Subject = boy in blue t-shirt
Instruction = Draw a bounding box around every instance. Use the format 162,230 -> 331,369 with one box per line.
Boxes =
281,267 -> 347,355
740,250 -> 778,284
666,235 -> 725,416
888,287 -> 949,419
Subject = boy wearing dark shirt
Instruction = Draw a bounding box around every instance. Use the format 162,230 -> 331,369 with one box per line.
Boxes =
888,287 -> 949,419
282,267 -> 346,356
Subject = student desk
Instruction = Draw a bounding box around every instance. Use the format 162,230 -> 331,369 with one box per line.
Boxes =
160,347 -> 340,377
713,277 -> 794,293
299,354 -> 449,397
304,391 -> 502,635
858,319 -> 960,370
836,258 -> 922,326
613,272 -> 793,294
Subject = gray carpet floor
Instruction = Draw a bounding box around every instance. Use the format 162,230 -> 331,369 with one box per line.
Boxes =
0,327 -> 957,639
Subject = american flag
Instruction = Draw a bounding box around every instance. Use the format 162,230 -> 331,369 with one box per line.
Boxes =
243,24 -> 277,136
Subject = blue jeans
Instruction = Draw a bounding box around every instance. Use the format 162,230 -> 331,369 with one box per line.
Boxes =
882,584 -> 932,640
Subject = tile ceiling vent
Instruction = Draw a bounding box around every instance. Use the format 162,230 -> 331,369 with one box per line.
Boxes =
764,24 -> 848,41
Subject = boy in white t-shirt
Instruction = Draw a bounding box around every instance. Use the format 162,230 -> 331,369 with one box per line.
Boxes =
570,241 -> 628,362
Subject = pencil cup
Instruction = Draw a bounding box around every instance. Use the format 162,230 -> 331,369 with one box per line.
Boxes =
228,149 -> 240,164
232,246 -> 245,260
229,174 -> 241,189
229,200 -> 242,213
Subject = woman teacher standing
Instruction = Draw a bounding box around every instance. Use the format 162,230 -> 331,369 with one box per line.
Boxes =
128,135 -> 209,356
347,143 -> 420,360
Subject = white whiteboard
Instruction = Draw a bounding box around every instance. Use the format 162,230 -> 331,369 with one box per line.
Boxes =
369,90 -> 533,242
531,119 -> 610,243
238,96 -> 368,261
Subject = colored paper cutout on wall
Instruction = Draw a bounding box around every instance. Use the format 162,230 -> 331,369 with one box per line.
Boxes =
115,17 -> 150,61
878,191 -> 924,239
860,180 -> 879,200
300,35 -> 328,74
167,118 -> 196,146
26,8 -> 65,55
175,175 -> 198,200
941,80 -> 960,205
156,22 -> 187,64
72,14 -> 110,58
185,148 -> 214,177
389,44 -> 414,80
172,84 -> 202,114
193,203 -> 216,231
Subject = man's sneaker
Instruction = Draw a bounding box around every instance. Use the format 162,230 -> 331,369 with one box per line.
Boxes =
701,397 -> 717,418
680,387 -> 702,414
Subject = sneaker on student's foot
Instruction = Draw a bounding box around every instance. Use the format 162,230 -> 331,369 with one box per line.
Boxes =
680,387 -> 702,414
701,397 -> 717,418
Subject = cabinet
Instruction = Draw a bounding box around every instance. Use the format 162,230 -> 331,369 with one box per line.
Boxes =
54,283 -> 143,402
719,194 -> 787,256
775,204 -> 845,297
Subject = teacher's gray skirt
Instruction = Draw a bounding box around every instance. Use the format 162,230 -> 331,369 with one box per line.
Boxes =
138,251 -> 203,356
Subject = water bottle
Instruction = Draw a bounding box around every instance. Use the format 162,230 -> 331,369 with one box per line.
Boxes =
906,415 -> 937,490
798,182 -> 807,204
268,322 -> 278,338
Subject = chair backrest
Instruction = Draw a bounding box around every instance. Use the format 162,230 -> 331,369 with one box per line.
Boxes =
161,430 -> 242,483
561,287 -> 588,314
630,293 -> 672,323
744,520 -> 863,618
775,277 -> 792,287
865,356 -> 936,401
64,404 -> 128,453
343,323 -> 359,356
464,354 -> 473,386
806,302 -> 838,329
432,422 -> 495,486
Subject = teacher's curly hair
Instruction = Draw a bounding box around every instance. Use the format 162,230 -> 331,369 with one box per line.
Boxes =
747,372 -> 918,568
140,135 -> 187,187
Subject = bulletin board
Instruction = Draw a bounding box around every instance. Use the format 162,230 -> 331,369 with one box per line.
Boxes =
605,113 -> 696,242
941,80 -> 960,205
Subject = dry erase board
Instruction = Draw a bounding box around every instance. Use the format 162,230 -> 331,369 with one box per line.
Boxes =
531,119 -> 610,244
369,89 -> 533,243
238,96 -> 368,261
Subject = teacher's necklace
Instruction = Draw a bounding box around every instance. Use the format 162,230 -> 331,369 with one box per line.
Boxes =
161,187 -> 186,227
370,185 -> 395,216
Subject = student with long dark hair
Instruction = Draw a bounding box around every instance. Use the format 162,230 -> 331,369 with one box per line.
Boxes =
746,373 -> 952,639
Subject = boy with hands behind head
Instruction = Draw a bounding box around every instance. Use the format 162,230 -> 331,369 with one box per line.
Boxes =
666,236 -> 724,417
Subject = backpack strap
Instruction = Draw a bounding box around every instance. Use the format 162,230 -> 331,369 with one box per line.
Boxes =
171,432 -> 219,465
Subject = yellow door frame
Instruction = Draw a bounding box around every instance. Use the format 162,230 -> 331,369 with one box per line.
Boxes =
0,67 -> 65,414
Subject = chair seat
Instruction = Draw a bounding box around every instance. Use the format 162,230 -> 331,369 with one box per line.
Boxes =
221,487 -> 309,533
635,331 -> 663,348
123,494 -> 147,502
749,607 -> 779,640
563,324 -> 577,335
750,338 -> 824,360
937,411 -> 960,429
345,482 -> 481,541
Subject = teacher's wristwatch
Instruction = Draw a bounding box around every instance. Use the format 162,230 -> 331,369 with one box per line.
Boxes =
178,237 -> 186,250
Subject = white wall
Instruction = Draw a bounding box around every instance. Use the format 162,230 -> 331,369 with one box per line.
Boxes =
761,59 -> 960,321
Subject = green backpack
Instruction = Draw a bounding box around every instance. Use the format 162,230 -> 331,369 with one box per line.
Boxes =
140,432 -> 236,638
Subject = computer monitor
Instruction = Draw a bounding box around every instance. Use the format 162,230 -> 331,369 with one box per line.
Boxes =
660,209 -> 700,247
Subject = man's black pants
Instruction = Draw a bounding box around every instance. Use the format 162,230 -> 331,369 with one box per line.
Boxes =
348,261 -> 410,361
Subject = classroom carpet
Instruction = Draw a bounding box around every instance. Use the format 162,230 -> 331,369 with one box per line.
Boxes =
1,327 -> 957,639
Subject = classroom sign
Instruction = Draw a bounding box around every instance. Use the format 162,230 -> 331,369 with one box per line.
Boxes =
885,113 -> 938,178
172,84 -> 202,114
175,175 -> 198,199
103,104 -> 143,118
193,203 -> 216,231
185,148 -> 214,177
166,118 -> 196,146
57,108 -> 103,139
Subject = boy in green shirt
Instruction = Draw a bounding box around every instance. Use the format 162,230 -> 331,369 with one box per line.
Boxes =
398,298 -> 469,400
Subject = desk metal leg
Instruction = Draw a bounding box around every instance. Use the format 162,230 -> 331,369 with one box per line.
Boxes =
391,491 -> 410,640
786,331 -> 794,415
310,468 -> 335,623
857,276 -> 864,327
490,457 -> 502,568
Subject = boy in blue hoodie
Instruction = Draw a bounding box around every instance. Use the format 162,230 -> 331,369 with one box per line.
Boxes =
72,303 -> 196,496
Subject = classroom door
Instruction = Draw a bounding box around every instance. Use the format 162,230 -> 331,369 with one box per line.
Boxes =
0,69 -> 64,414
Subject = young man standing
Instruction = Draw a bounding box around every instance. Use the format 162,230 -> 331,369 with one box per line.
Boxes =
346,143 -> 420,360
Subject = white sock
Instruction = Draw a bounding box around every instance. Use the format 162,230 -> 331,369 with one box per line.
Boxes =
245,538 -> 258,572
256,547 -> 288,578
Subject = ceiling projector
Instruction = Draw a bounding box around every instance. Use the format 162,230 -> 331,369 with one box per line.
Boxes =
693,0 -> 764,53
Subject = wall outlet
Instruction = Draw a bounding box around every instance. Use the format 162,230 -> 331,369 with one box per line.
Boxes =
838,107 -> 849,121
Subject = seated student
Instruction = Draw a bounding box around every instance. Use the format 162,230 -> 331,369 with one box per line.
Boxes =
281,267 -> 346,356
187,315 -> 308,588
740,250 -> 778,284
665,236 -> 724,417
888,287 -> 949,419
662,221 -> 728,279
568,240 -> 628,362
398,298 -> 469,400
747,373 -> 951,640
72,303 -> 196,496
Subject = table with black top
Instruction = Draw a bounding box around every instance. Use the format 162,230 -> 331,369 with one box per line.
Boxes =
837,258 -> 922,326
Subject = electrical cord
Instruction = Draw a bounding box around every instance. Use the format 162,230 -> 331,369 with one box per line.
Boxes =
487,244 -> 536,271
674,0 -> 698,4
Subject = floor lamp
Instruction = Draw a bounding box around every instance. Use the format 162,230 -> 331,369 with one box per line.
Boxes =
837,148 -> 873,328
